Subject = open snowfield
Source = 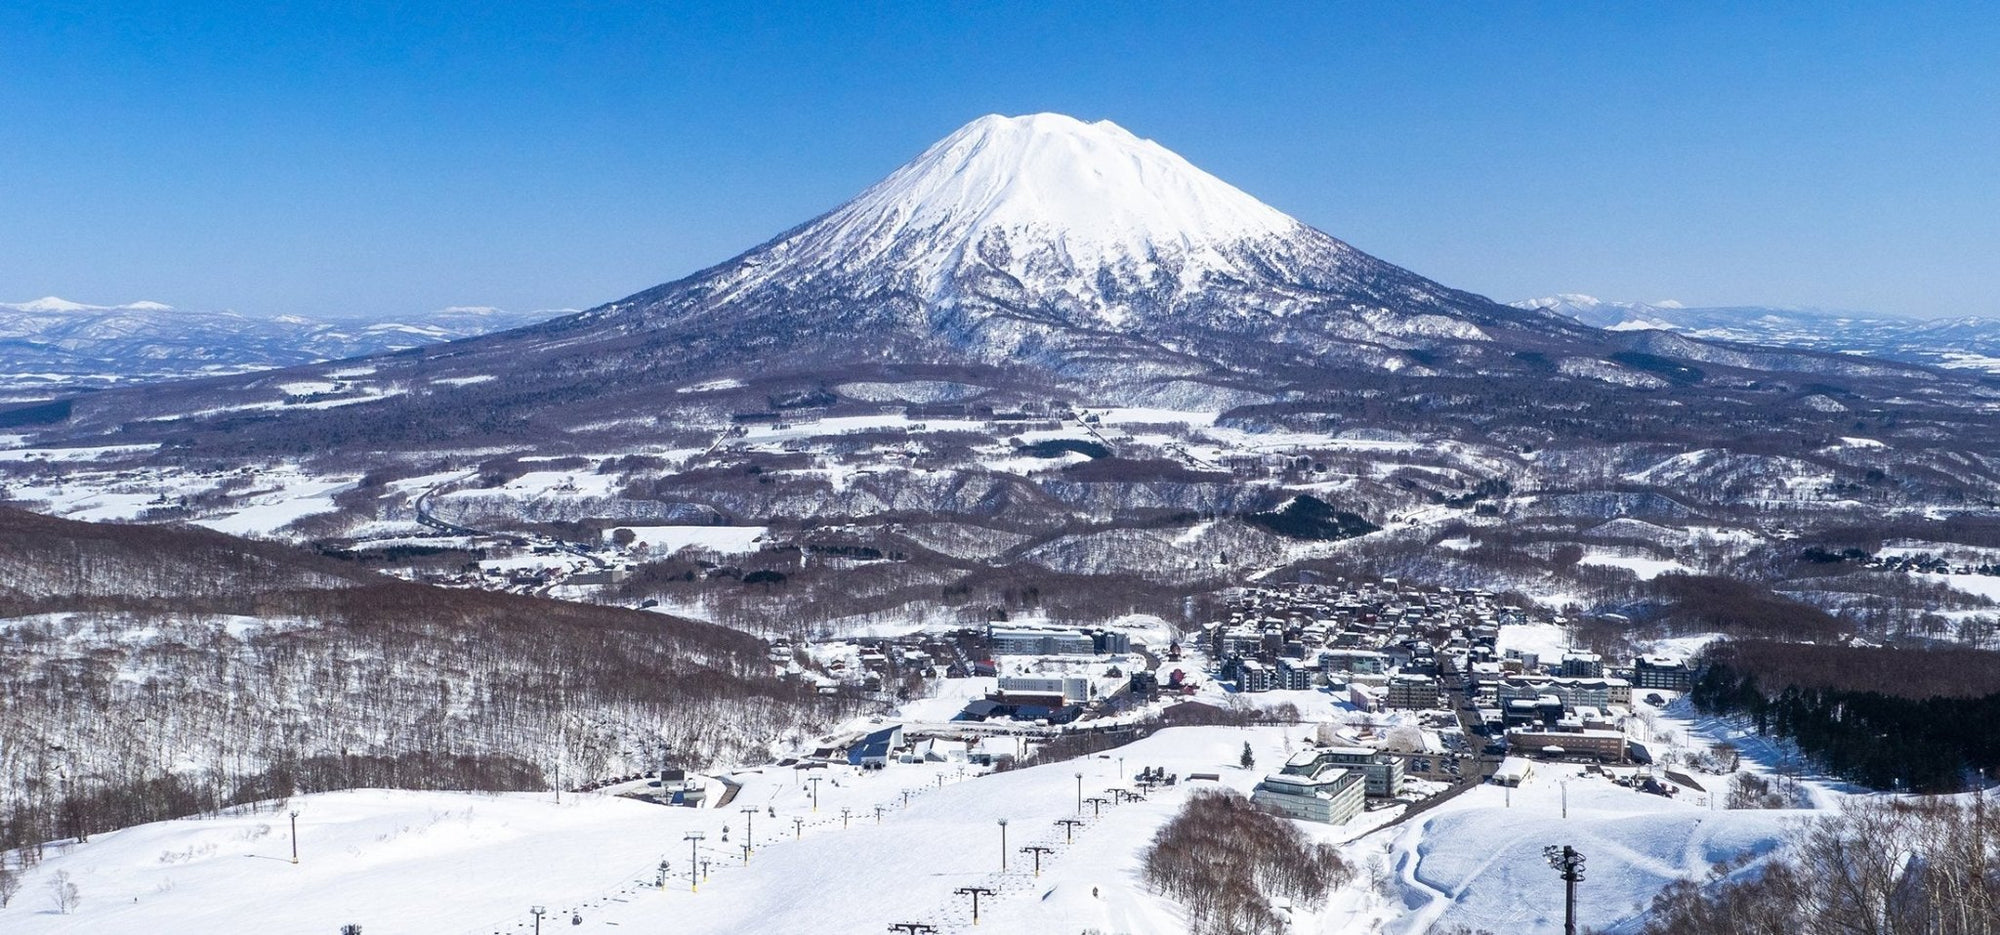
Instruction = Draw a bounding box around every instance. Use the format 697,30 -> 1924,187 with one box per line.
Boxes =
1916,571 -> 2000,602
606,524 -> 768,555
1578,550 -> 1692,580
3,710 -> 1823,935
1382,763 -> 1798,934
1494,621 -> 1576,663
2,727 -> 1340,935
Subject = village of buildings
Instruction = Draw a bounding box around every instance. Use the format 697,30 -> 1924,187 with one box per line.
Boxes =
607,577 -> 1706,832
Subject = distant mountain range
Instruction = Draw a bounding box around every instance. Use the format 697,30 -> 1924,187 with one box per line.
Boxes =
1516,293 -> 2000,374
0,297 -> 562,394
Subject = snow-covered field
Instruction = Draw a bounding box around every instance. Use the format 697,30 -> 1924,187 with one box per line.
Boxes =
606,524 -> 768,555
1384,773 -> 1796,934
3,728 -> 1314,935
4,705 -> 1828,935
1578,550 -> 1692,580
1494,621 -> 1576,663
1916,571 -> 2000,602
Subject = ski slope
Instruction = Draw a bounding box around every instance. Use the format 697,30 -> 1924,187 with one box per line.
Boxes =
4,722 -> 1807,934
3,728 -> 1329,934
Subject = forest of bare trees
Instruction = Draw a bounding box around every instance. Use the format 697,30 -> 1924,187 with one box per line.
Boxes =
1141,790 -> 1352,935
1644,796 -> 2000,935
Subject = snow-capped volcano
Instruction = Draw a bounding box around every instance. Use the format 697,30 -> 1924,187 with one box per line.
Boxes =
579,113 -> 1569,395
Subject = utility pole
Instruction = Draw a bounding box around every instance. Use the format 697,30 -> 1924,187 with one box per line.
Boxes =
530,905 -> 546,935
289,810 -> 300,864
794,816 -> 805,839
955,886 -> 995,925
997,819 -> 1009,870
807,776 -> 822,812
684,832 -> 705,892
1055,818 -> 1083,843
1075,772 -> 1084,813
741,807 -> 759,857
1084,796 -> 1108,817
875,805 -> 885,824
1543,844 -> 1586,935
842,807 -> 853,828
887,924 -> 937,934
1021,844 -> 1053,876
1560,779 -> 1568,820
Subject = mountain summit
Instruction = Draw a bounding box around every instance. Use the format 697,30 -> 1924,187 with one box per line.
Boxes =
760,113 -> 1302,301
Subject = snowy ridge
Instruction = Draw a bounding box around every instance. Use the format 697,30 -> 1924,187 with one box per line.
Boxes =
0,296 -> 175,313
1518,293 -> 2000,375
0,302 -> 563,390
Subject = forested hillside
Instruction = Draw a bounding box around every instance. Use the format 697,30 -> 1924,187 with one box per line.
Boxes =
0,508 -> 838,854
1689,640 -> 2000,792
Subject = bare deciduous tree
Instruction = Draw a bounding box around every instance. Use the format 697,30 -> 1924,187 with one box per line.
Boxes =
46,869 -> 79,914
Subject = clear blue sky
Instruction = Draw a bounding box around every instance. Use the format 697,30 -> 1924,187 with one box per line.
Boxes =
3,2 -> 1996,319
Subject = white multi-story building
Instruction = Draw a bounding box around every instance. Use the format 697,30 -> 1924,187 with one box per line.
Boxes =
1252,765 -> 1365,824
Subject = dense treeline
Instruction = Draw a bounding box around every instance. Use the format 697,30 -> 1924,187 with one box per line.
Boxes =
1646,574 -> 1849,641
1691,641 -> 2000,791
1141,790 -> 1351,935
1644,797 -> 2000,935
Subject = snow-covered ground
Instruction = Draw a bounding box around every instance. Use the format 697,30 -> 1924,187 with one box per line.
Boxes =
1916,571 -> 2000,602
1494,621 -> 1576,663
606,524 -> 768,555
1630,633 -> 1724,662
1383,770 -> 1797,934
1,705 -> 1839,935
1578,550 -> 1692,580
2,727 -> 1327,935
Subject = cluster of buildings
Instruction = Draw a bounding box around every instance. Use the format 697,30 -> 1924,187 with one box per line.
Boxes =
814,723 -> 1031,770
1202,581 -> 1536,709
1213,583 -> 1709,822
951,621 -> 1152,724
